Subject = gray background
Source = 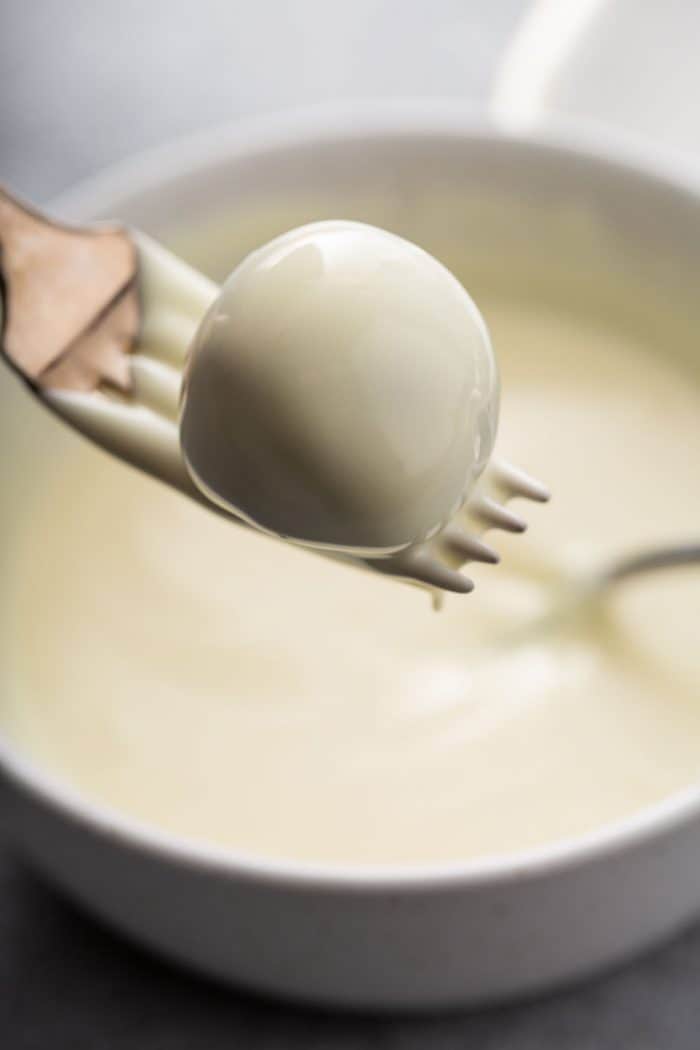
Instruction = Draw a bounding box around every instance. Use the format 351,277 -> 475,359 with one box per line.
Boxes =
3,2 -> 700,1047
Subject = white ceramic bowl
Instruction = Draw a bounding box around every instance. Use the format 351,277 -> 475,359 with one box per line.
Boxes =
3,104 -> 700,1011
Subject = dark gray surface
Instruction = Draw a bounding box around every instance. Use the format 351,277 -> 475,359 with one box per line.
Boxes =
2,3 -> 700,1047
4,788 -> 700,1050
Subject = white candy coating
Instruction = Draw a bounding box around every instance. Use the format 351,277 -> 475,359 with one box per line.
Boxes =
180,221 -> 499,553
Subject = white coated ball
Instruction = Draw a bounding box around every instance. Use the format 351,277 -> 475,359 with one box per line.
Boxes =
180,221 -> 499,553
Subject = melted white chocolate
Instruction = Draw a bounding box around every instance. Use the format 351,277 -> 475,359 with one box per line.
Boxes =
3,287 -> 700,867
180,221 -> 499,554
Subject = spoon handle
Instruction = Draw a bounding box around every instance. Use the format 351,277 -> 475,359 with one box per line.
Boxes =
604,543 -> 700,584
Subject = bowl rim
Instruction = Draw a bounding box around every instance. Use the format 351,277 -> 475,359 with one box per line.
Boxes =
4,99 -> 700,893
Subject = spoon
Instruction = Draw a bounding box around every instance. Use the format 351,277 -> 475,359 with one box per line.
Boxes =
522,542 -> 700,638
576,541 -> 700,605
0,185 -> 549,597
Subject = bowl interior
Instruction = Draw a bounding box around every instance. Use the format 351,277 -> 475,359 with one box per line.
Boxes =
3,120 -> 700,877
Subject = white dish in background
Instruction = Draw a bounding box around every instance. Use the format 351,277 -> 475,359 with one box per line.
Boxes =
2,104 -> 700,1010
491,0 -> 700,159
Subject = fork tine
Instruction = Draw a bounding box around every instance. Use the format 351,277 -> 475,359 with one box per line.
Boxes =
488,458 -> 551,503
469,494 -> 527,533
388,548 -> 475,594
440,525 -> 500,564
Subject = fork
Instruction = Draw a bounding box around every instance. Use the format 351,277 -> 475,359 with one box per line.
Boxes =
0,184 -> 549,597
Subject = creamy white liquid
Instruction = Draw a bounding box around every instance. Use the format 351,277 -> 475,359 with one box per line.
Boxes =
3,283 -> 700,866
